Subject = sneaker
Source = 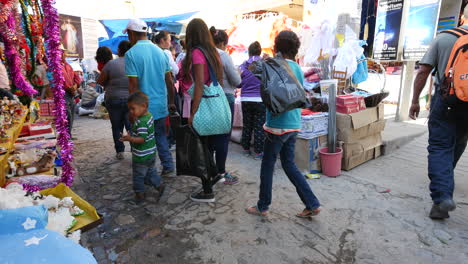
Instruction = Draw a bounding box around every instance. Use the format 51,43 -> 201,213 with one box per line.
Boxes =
243,149 -> 252,156
133,193 -> 146,205
254,153 -> 264,160
223,173 -> 239,185
190,190 -> 215,203
429,199 -> 456,220
116,152 -> 124,160
161,169 -> 175,177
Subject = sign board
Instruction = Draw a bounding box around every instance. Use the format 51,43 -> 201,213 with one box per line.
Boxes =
437,0 -> 463,32
81,18 -> 99,59
373,0 -> 404,61
402,0 -> 441,60
59,14 -> 84,59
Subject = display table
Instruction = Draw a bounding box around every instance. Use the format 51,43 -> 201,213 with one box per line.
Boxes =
0,109 -> 28,186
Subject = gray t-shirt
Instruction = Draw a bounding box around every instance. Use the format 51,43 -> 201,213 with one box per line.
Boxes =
217,49 -> 241,95
419,25 -> 468,86
102,57 -> 129,100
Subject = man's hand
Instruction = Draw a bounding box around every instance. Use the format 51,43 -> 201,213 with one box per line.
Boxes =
409,102 -> 420,120
168,104 -> 177,114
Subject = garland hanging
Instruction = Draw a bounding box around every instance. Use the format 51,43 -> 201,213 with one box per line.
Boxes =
40,0 -> 75,186
0,0 -> 37,97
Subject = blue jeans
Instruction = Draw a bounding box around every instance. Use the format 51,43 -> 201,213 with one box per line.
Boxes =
154,117 -> 174,171
106,99 -> 131,153
207,94 -> 235,174
428,93 -> 468,203
133,157 -> 162,193
257,132 -> 320,212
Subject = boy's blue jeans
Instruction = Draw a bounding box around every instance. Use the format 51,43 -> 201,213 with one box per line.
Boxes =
133,157 -> 162,193
257,131 -> 320,212
428,93 -> 468,203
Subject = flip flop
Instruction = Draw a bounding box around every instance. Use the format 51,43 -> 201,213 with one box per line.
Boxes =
296,208 -> 321,219
246,206 -> 268,217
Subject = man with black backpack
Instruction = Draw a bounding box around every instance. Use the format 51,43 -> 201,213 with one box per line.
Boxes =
409,6 -> 468,220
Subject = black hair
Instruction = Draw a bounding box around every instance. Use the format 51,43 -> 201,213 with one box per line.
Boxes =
152,30 -> 170,45
248,41 -> 262,57
118,40 -> 131,57
209,26 -> 229,46
274,30 -> 301,59
128,91 -> 149,106
95,46 -> 113,64
179,39 -> 186,50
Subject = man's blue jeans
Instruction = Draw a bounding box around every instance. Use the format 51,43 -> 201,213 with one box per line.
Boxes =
132,157 -> 162,193
106,99 -> 131,153
154,117 -> 175,172
257,131 -> 320,212
428,93 -> 468,203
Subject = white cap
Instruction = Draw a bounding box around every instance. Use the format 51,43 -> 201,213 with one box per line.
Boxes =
123,19 -> 148,34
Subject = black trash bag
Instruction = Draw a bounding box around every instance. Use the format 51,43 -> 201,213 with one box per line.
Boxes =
175,125 -> 217,178
250,55 -> 310,115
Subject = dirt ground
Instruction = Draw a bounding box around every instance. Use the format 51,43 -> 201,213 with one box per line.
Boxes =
72,116 -> 468,264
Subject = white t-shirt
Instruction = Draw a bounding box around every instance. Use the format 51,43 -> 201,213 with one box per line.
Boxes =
164,49 -> 179,76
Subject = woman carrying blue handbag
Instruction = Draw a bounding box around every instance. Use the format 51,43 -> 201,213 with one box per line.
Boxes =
181,18 -> 232,202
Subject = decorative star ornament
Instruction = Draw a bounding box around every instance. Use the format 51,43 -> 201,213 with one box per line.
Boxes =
24,234 -> 48,246
22,218 -> 37,230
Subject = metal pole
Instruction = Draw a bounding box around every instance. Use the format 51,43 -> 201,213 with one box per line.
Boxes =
328,81 -> 337,153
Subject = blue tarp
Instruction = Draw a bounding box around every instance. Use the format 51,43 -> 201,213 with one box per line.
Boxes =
99,11 -> 197,54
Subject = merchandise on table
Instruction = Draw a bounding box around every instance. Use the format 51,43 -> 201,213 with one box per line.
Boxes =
298,112 -> 329,140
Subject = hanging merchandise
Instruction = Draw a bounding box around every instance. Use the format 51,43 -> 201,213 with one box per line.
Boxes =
0,0 -> 37,97
303,20 -> 336,65
40,0 -> 75,187
333,25 -> 364,78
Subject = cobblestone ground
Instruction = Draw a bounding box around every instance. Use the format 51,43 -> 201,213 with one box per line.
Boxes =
73,117 -> 468,264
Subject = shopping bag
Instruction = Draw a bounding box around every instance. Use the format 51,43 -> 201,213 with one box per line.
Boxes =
251,55 -> 309,115
175,125 -> 217,178
188,48 -> 232,136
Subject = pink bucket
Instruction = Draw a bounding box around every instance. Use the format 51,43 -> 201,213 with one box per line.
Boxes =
319,147 -> 343,177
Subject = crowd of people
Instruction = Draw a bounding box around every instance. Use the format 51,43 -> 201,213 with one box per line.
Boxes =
56,6 -> 468,220
77,17 -> 322,217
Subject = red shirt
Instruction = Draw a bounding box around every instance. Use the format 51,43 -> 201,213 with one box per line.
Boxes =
63,62 -> 80,92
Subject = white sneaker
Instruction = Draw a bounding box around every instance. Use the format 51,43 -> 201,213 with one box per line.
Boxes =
78,107 -> 94,116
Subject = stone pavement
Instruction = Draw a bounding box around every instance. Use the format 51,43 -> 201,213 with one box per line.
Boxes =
72,117 -> 468,264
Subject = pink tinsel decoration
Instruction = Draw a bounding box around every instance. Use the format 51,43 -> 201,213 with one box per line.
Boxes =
0,0 -> 37,97
40,0 -> 75,186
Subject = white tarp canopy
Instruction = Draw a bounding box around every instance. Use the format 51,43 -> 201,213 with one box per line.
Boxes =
55,0 -> 293,28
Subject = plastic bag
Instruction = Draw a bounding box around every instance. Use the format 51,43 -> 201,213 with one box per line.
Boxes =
251,56 -> 309,115
352,54 -> 369,84
333,26 -> 364,78
175,125 -> 217,178
91,93 -> 105,118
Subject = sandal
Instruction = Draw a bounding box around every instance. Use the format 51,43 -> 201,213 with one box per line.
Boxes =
246,206 -> 268,217
296,208 -> 321,218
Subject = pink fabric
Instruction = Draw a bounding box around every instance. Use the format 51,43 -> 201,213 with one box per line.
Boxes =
182,93 -> 192,118
192,49 -> 211,85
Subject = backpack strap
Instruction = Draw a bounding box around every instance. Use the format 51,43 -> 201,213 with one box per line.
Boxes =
442,27 -> 468,38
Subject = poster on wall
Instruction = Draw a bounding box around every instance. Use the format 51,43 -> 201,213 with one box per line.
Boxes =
59,14 -> 84,59
437,0 -> 463,32
82,18 -> 99,59
402,0 -> 441,60
372,0 -> 404,61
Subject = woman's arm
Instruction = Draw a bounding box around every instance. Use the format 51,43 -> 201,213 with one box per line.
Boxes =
189,64 -> 205,125
222,53 -> 241,87
97,69 -> 109,87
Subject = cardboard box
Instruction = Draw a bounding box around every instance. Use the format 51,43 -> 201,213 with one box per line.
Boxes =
338,119 -> 386,143
295,136 -> 328,174
336,104 -> 385,143
298,113 -> 329,140
342,133 -> 383,170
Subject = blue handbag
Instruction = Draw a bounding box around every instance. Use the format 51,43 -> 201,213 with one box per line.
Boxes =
188,54 -> 232,136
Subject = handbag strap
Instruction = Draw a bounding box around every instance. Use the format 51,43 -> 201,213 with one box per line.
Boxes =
191,46 -> 220,87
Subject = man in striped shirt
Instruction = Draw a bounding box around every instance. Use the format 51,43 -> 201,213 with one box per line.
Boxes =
121,92 -> 164,204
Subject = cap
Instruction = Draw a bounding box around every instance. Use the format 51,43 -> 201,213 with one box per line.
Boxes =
123,19 -> 148,34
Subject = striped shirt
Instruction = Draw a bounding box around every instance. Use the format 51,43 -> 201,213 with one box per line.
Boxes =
131,113 -> 156,163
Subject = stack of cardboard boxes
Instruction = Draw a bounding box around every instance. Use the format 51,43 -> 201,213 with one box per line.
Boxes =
337,104 -> 386,170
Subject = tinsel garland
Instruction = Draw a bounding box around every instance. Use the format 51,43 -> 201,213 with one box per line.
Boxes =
0,0 -> 37,97
40,0 -> 75,186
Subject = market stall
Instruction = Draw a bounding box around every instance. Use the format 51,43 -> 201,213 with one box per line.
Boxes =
0,0 -> 100,261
